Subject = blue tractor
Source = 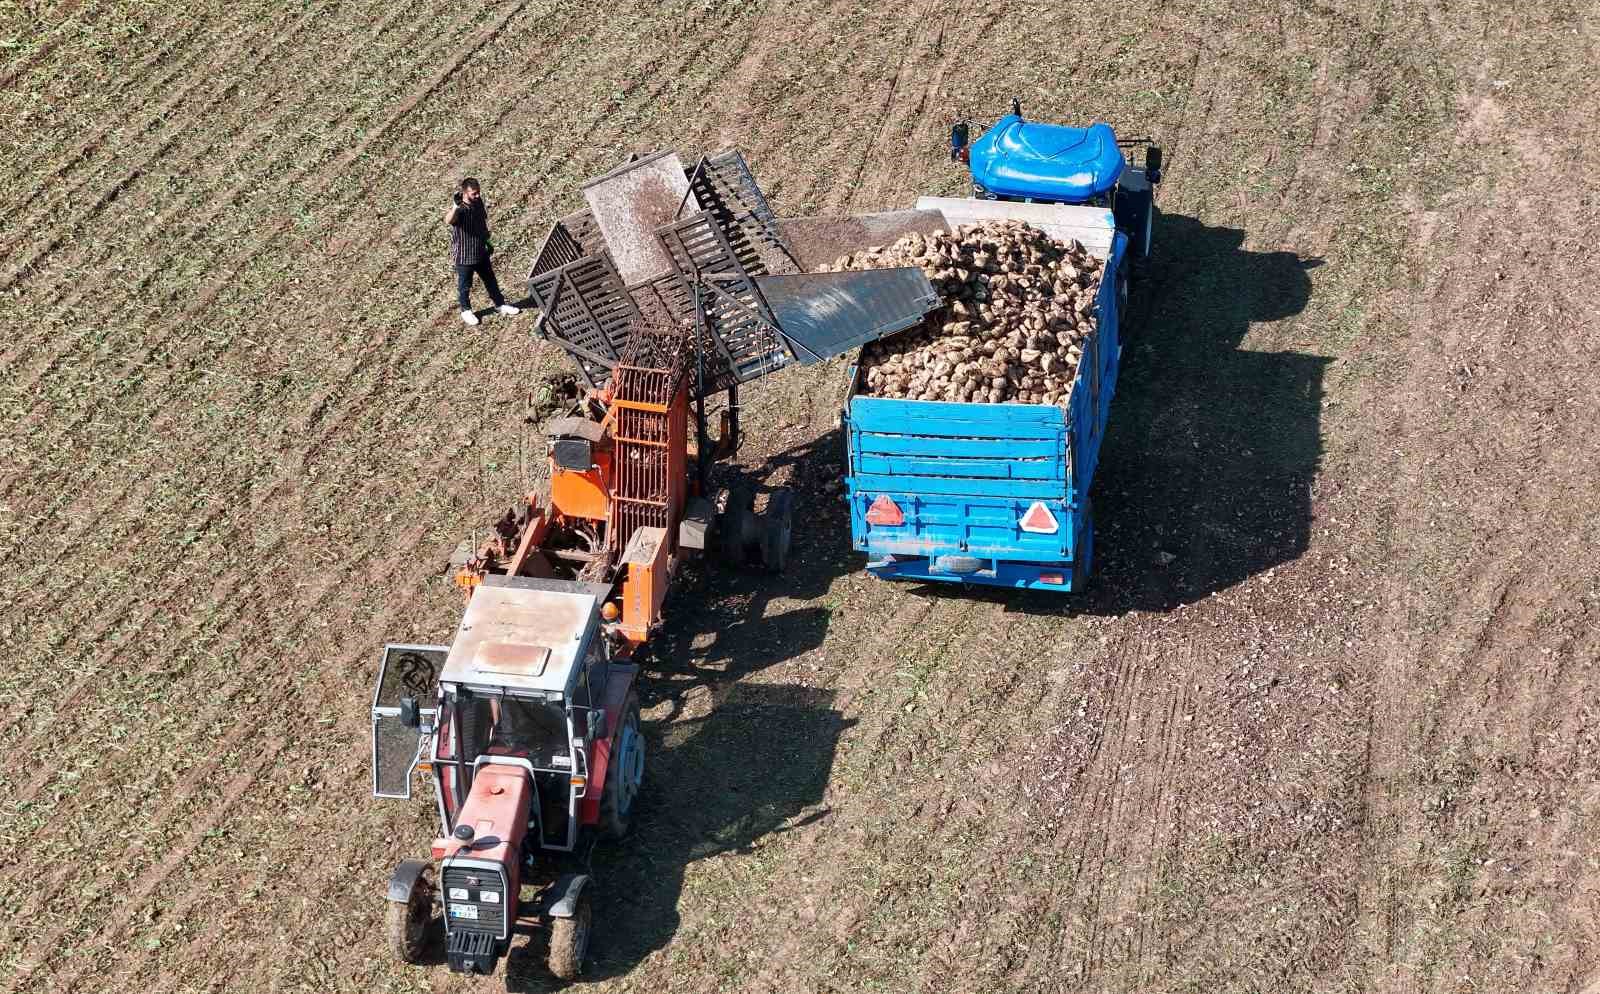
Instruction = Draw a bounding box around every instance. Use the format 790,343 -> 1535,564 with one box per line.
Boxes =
950,98 -> 1163,261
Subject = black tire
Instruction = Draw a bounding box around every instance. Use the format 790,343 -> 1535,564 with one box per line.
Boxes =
599,692 -> 643,840
718,500 -> 757,565
760,488 -> 794,573
1069,498 -> 1094,593
546,889 -> 592,980
386,865 -> 438,965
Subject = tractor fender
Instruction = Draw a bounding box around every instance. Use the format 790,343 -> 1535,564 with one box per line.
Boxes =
546,873 -> 592,919
386,859 -> 432,904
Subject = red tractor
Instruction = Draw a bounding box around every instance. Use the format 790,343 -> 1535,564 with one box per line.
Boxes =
372,579 -> 642,979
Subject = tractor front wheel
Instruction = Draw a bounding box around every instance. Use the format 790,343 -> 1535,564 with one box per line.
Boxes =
599,691 -> 644,839
546,888 -> 593,980
386,865 -> 439,964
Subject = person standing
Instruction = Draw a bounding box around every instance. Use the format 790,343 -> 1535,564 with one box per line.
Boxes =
446,177 -> 519,326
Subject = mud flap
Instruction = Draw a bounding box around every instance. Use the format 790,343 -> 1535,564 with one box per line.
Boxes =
544,873 -> 591,919
387,859 -> 432,903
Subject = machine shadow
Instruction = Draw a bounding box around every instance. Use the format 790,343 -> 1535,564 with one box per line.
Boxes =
503,433 -> 854,988
635,426 -> 855,721
917,211 -> 1325,615
1092,213 -> 1325,611
504,683 -> 852,989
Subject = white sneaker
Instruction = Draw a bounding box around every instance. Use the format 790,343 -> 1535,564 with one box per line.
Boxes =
461,310 -> 479,326
496,303 -> 521,316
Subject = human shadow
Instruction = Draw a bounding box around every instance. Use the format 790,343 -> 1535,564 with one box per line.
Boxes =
503,683 -> 851,989
907,212 -> 1324,615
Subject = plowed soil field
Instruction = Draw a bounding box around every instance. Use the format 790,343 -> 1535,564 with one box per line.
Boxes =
3,2 -> 1598,992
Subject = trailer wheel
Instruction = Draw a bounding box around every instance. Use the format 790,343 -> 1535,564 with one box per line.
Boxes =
546,888 -> 592,980
599,692 -> 643,839
1069,499 -> 1094,593
386,864 -> 438,965
760,488 -> 794,573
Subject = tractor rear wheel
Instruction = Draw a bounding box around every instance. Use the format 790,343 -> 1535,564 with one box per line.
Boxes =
386,865 -> 438,964
599,691 -> 644,839
546,888 -> 592,980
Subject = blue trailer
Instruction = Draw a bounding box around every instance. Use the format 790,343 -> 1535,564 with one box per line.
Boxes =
837,106 -> 1161,593
842,199 -> 1127,592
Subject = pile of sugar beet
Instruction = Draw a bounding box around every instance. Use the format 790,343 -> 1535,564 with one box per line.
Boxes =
819,219 -> 1105,406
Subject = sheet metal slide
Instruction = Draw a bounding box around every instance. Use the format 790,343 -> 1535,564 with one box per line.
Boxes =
754,268 -> 939,364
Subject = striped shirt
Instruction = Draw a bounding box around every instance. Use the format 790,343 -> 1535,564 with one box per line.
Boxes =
449,200 -> 491,266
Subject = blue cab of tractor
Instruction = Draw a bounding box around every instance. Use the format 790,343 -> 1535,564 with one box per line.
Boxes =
950,98 -> 1164,258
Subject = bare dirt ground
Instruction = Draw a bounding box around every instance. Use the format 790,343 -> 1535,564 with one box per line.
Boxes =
2,1 -> 1597,992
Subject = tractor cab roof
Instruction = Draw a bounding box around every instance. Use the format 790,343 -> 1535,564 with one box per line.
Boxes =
440,575 -> 610,699
969,116 -> 1125,203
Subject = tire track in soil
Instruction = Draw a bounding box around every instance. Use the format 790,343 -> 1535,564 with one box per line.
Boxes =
0,0 -> 544,643
1344,73 -> 1524,975
0,3 -> 221,214
817,1 -> 929,215
778,3 -> 903,215
879,8 -> 1002,212
1085,632 -> 1194,987
1057,631 -> 1147,984
749,592 -> 961,983
0,3 -> 326,292
0,18 -> 489,701
0,16 -> 513,544
0,0 -> 435,387
11,735 -> 288,994
0,0 -> 670,748
710,2 -> 784,150
889,603 -> 1040,989
1125,639 -> 1196,981
0,0 -> 88,94
10,18 -> 750,987
853,3 -> 998,215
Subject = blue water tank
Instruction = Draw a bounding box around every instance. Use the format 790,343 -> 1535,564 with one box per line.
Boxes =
968,115 -> 1125,203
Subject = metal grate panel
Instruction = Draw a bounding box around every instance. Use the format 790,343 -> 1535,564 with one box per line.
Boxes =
527,254 -> 640,387
690,150 -> 800,277
656,212 -> 792,392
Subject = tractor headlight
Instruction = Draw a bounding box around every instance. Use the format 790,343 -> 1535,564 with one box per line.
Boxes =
479,890 -> 501,904
448,887 -> 469,901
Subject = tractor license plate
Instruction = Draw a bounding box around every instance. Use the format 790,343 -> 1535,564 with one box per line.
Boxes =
448,903 -> 479,921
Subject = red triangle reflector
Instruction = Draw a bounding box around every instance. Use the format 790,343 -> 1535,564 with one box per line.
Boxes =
865,495 -> 905,526
1019,501 -> 1058,534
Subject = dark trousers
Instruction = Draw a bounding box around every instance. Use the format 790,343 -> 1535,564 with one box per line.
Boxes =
456,259 -> 505,311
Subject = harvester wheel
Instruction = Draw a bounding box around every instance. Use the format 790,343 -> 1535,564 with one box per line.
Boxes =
599,691 -> 643,839
718,498 -> 757,565
760,488 -> 794,573
546,888 -> 592,980
386,864 -> 438,964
